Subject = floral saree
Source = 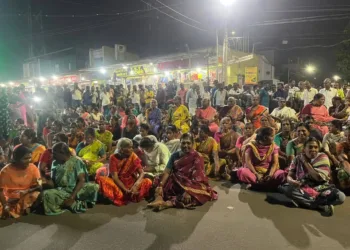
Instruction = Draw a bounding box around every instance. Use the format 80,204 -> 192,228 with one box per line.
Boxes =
76,140 -> 105,175
171,105 -> 190,133
43,157 -> 99,215
162,150 -> 218,207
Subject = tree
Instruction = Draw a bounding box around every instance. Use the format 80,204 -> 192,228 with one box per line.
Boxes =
336,26 -> 350,82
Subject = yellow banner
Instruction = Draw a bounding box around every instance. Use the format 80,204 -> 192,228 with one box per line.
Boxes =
245,67 -> 258,84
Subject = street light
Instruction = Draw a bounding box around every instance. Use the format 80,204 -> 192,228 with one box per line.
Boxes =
39,77 -> 46,82
220,0 -> 235,6
52,75 -> 58,80
305,65 -> 316,74
333,75 -> 341,81
99,67 -> 106,74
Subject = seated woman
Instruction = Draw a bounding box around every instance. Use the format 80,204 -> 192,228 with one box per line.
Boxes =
300,93 -> 335,135
274,119 -> 294,169
333,127 -> 350,190
139,136 -> 171,178
47,120 -> 64,149
214,117 -> 240,169
163,125 -> 181,154
95,121 -> 113,156
148,133 -> 218,211
43,142 -> 99,215
96,138 -> 152,206
280,137 -> 345,216
121,109 -> 140,129
329,96 -> 347,119
0,145 -> 42,219
68,122 -> 84,149
169,96 -> 190,133
235,123 -> 255,167
91,107 -> 103,123
76,128 -> 106,175
18,129 -> 46,166
219,97 -> 244,132
322,120 -> 344,167
246,96 -> 268,129
107,116 -> 121,142
121,115 -> 139,140
237,127 -> 285,189
286,123 -> 311,165
146,99 -> 162,136
194,125 -> 227,178
133,123 -> 155,142
76,117 -> 86,134
196,98 -> 220,134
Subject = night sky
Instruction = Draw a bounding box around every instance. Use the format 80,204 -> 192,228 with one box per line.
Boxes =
1,0 -> 349,82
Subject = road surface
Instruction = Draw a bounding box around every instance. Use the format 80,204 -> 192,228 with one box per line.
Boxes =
0,182 -> 349,250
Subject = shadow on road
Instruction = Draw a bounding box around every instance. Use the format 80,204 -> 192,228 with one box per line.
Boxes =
143,201 -> 214,250
238,188 -> 350,248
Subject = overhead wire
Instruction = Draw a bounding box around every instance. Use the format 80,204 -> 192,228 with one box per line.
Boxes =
258,39 -> 350,51
155,0 -> 201,24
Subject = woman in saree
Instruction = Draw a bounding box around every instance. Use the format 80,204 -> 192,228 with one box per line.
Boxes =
0,145 -> 42,219
322,120 -> 344,169
214,117 -> 240,170
196,98 -> 219,134
169,96 -> 190,134
237,127 -> 285,189
43,143 -> 99,215
163,125 -> 181,154
274,119 -> 294,169
286,123 -> 311,165
146,99 -> 162,136
76,127 -> 106,175
147,133 -> 218,211
300,93 -> 335,135
219,97 -> 244,132
121,115 -> 139,140
194,125 -> 228,179
280,137 -> 345,216
18,129 -> 46,166
95,121 -> 113,156
235,122 -> 255,168
333,127 -> 350,190
246,96 -> 269,129
96,138 -> 152,206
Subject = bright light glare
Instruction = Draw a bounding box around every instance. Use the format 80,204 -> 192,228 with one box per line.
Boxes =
150,62 -> 153,65
220,0 -> 235,6
130,70 -> 135,75
33,96 -> 42,103
93,81 -> 98,84
9,81 -> 14,85
39,77 -> 46,82
196,67 -> 202,72
122,66 -> 128,70
100,68 -> 106,74
333,75 -> 341,81
154,67 -> 158,73
52,75 -> 58,80
82,77 -> 85,81
0,84 -> 6,88
305,65 -> 316,74
165,71 -> 170,76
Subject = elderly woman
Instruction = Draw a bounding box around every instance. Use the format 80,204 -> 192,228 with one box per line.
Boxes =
0,145 -> 42,219
219,97 -> 244,122
246,96 -> 269,129
214,117 -> 240,169
139,136 -> 171,178
47,120 -> 64,149
146,99 -> 162,136
237,127 -> 285,189
196,98 -> 219,134
235,122 -> 255,167
148,133 -> 217,211
96,138 -> 152,206
300,93 -> 335,135
18,128 -> 46,166
76,127 -> 107,175
322,120 -> 344,167
43,143 -> 99,215
286,123 -> 311,164
280,137 -> 345,216
169,96 -> 190,133
274,119 -> 294,169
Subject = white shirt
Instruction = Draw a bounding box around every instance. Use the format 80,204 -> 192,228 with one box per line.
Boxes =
72,89 -> 82,101
100,92 -> 111,106
228,88 -> 243,96
92,92 -> 98,104
303,88 -> 318,106
214,89 -> 228,107
271,106 -> 298,120
131,92 -> 140,104
319,88 -> 338,109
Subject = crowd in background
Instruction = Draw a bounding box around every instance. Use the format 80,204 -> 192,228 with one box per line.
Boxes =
1,77 -> 350,219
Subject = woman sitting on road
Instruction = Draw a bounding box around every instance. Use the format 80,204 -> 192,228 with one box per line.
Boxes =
237,127 -> 285,189
0,145 -> 42,219
235,122 -> 255,168
333,127 -> 350,190
76,128 -> 106,175
18,129 -> 46,166
146,99 -> 162,136
147,133 -> 218,211
274,119 -> 294,169
95,121 -> 113,156
169,96 -> 191,134
246,96 -> 268,129
96,138 -> 152,206
322,120 -> 344,168
163,125 -> 181,154
121,115 -> 139,140
196,98 -> 220,134
286,123 -> 311,165
43,142 -> 99,215
280,137 -> 345,216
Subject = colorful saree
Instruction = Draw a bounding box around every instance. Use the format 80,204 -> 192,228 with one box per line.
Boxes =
14,143 -> 46,166
194,137 -> 226,176
246,105 -> 268,129
171,105 -> 190,133
43,157 -> 99,215
214,130 -> 239,168
146,107 -> 162,135
95,130 -> 113,150
300,104 -> 335,135
196,106 -> 219,133
0,163 -> 41,218
162,150 -> 218,207
76,140 -> 106,175
96,152 -> 152,206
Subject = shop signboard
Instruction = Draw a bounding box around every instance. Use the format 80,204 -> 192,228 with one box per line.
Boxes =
245,67 -> 258,85
114,64 -> 155,77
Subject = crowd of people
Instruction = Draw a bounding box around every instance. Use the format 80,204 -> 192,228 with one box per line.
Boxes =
1,77 -> 350,220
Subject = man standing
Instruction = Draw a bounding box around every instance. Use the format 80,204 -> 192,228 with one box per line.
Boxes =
303,81 -> 318,106
213,83 -> 228,108
319,78 -> 338,109
156,83 -> 166,109
186,84 -> 199,115
259,83 -> 270,110
273,82 -> 288,100
100,87 -> 111,118
334,81 -> 345,100
294,81 -> 305,112
177,83 -> 187,105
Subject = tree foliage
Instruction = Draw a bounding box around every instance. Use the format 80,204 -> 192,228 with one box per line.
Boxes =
336,26 -> 350,82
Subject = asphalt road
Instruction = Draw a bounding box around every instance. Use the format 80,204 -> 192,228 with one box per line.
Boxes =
0,182 -> 349,250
